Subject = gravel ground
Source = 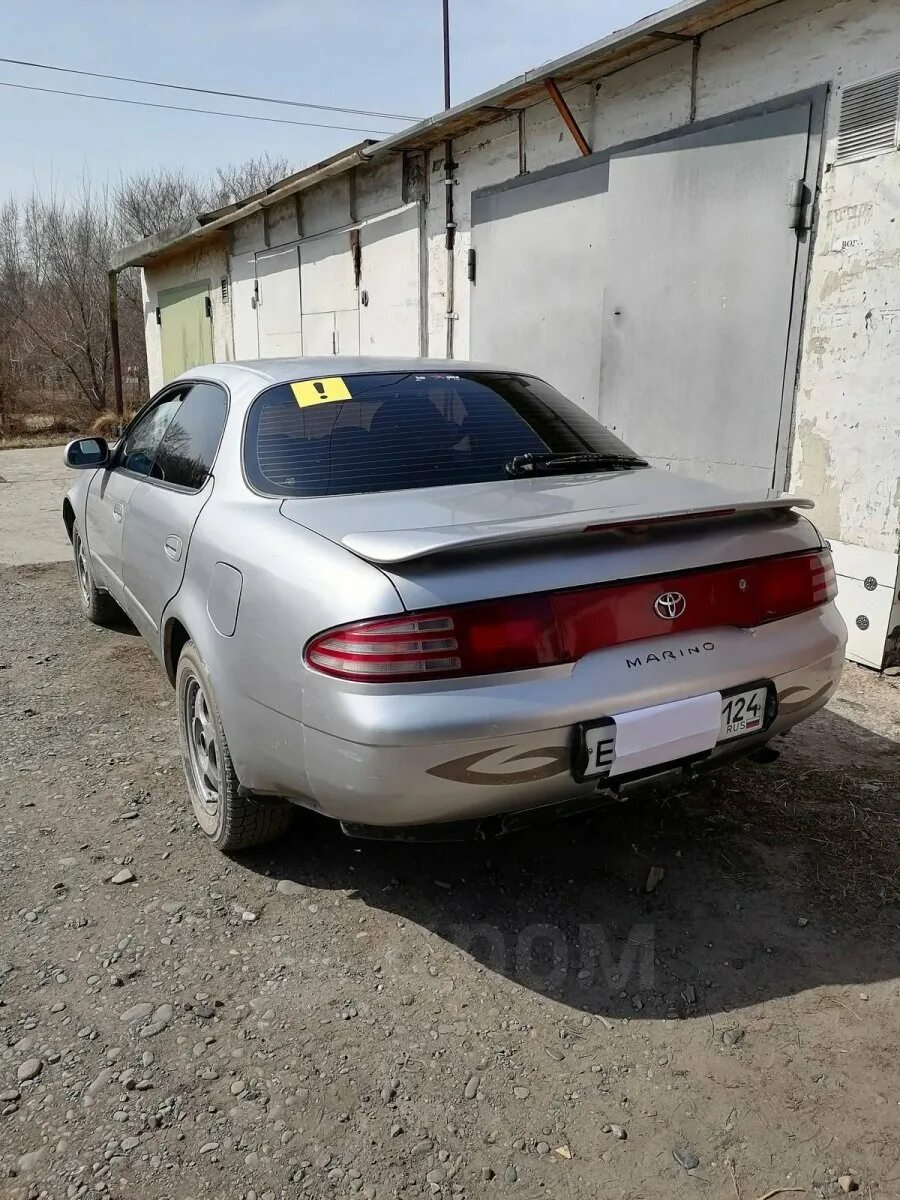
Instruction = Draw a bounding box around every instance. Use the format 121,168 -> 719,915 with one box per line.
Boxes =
1,562 -> 899,1200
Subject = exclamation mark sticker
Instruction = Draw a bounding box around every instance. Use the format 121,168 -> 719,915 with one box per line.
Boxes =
290,377 -> 353,406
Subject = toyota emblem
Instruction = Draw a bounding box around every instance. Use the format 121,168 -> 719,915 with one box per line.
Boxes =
654,591 -> 686,620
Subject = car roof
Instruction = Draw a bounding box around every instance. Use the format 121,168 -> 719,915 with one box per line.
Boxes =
177,356 -> 517,389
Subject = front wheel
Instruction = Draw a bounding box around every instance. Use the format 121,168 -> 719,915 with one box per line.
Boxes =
72,520 -> 120,625
175,641 -> 294,851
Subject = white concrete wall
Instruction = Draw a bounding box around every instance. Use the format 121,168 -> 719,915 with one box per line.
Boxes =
141,239 -> 231,395
141,0 -> 900,572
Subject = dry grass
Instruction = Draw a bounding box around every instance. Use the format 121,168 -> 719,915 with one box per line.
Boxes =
0,432 -> 71,450
686,756 -> 900,917
91,410 -> 134,438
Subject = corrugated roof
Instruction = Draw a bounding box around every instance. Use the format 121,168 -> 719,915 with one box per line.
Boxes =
113,0 -> 784,269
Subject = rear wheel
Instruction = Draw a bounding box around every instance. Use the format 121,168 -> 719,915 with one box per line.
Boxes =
72,520 -> 120,625
175,640 -> 294,851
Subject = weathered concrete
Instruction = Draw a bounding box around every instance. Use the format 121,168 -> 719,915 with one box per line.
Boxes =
0,446 -> 72,566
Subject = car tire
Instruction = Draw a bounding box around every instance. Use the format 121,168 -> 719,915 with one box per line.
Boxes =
72,520 -> 121,625
175,640 -> 294,852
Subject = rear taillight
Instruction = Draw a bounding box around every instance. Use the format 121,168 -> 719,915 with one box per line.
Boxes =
755,547 -> 837,621
304,549 -> 837,683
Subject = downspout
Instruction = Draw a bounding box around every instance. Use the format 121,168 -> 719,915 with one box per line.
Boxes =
442,0 -> 456,359
108,269 -> 124,425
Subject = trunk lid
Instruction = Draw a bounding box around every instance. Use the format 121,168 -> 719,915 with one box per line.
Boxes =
280,469 -> 819,609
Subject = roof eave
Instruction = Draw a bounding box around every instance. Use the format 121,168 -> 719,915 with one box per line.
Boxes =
111,141 -> 375,270
112,0 -> 781,269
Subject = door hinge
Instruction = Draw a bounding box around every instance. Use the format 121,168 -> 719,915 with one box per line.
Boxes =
467,248 -> 476,284
332,329 -> 338,355
155,306 -> 161,325
789,180 -> 813,233
204,296 -> 212,319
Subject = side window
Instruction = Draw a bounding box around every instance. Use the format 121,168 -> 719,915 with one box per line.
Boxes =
119,396 -> 183,477
152,382 -> 228,490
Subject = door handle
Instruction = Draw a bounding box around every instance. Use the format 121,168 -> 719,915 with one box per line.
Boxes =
113,503 -> 124,523
164,535 -> 183,561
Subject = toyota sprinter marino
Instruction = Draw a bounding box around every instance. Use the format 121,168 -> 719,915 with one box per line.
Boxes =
63,359 -> 846,850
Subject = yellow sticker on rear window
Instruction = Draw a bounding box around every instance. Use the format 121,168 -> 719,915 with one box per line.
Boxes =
290,377 -> 352,407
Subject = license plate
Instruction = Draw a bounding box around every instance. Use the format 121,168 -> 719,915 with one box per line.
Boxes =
575,682 -> 772,781
719,685 -> 767,740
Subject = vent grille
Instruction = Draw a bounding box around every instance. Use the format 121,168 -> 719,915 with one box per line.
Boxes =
836,71 -> 900,164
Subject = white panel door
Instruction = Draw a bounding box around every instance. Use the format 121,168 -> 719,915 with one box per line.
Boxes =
299,228 -> 360,356
256,245 -> 302,357
229,251 -> 259,359
358,206 -> 421,355
299,230 -> 356,315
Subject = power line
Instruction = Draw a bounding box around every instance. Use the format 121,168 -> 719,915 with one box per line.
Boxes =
0,55 -> 421,123
0,79 -> 394,134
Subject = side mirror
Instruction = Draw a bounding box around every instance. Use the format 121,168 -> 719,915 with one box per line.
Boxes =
64,437 -> 110,469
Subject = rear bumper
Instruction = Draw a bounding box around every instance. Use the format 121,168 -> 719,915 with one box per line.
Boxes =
243,604 -> 846,826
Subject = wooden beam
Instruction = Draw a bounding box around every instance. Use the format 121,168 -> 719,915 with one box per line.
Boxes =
544,78 -> 591,157
108,271 -> 124,421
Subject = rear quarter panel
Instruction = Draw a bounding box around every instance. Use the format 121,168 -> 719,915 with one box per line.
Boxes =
163,494 -> 405,792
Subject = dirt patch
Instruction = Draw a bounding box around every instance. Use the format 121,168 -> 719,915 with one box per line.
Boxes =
1,563 -> 898,1200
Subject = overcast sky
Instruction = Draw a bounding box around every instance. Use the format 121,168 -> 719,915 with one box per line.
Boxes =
0,0 -> 654,201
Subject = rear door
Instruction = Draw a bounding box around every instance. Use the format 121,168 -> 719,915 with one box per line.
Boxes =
121,381 -> 229,643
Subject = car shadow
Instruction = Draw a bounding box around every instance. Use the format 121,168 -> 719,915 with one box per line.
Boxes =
240,705 -> 900,1020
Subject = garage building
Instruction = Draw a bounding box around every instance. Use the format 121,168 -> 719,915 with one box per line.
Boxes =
113,0 -> 900,671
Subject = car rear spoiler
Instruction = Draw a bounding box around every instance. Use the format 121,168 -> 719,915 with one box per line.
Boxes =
341,495 -> 816,565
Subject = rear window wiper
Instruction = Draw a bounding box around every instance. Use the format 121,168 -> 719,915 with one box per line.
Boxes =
504,451 -> 648,476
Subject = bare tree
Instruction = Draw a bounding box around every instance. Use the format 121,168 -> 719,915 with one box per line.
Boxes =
210,152 -> 292,208
116,153 -> 292,242
0,200 -> 20,436
0,154 -> 296,437
116,166 -> 209,244
0,184 -> 116,413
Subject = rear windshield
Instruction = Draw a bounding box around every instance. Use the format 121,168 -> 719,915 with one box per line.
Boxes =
243,370 -> 639,498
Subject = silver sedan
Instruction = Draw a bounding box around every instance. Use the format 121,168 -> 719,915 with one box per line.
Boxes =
63,359 -> 846,850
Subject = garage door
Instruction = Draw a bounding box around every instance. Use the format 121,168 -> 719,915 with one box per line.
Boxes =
470,96 -> 821,493
470,162 -> 606,413
230,252 -> 259,360
256,245 -> 302,357
299,230 -> 360,357
158,280 -> 213,383
358,206 -> 421,356
598,102 -> 816,492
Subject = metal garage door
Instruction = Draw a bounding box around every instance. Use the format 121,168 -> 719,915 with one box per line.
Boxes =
470,162 -> 606,413
358,206 -> 422,356
470,94 -> 821,493
299,230 -> 360,357
599,101 -> 817,492
230,252 -> 259,360
158,280 -> 213,383
256,245 -> 302,356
